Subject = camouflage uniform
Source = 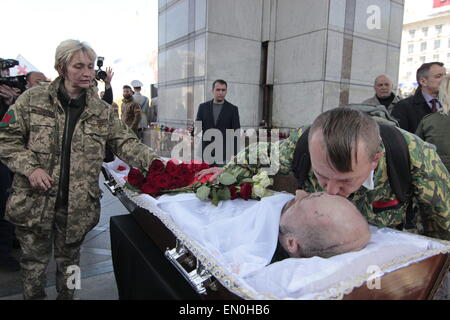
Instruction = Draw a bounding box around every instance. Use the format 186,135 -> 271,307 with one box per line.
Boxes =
0,77 -> 159,299
223,126 -> 450,241
120,97 -> 141,136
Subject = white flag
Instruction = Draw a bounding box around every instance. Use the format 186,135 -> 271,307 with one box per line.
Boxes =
9,54 -> 40,76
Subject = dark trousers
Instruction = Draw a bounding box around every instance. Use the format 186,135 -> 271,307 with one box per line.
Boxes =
0,162 -> 13,258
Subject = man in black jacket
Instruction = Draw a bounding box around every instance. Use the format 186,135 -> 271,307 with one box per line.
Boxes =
195,79 -> 241,166
391,62 -> 446,134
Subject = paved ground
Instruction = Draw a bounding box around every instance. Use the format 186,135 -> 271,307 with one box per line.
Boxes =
0,174 -> 127,300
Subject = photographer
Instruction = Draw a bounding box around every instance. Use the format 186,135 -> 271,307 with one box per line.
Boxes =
0,61 -> 22,272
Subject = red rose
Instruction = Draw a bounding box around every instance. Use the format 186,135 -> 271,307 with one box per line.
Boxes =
148,159 -> 165,173
229,186 -> 238,200
140,182 -> 160,196
239,182 -> 253,200
128,168 -> 145,187
150,172 -> 172,190
166,159 -> 182,177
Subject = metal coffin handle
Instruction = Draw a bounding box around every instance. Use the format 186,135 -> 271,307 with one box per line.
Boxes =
165,240 -> 212,295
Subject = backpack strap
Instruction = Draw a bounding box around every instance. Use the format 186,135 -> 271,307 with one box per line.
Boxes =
378,124 -> 411,204
292,127 -> 311,189
291,125 -> 411,204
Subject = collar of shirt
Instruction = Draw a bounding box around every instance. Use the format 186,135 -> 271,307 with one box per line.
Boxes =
362,169 -> 375,190
421,90 -> 441,110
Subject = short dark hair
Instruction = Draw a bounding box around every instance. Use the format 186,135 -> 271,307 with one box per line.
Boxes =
309,108 -> 381,172
212,79 -> 227,89
416,62 -> 444,86
123,85 -> 132,90
25,71 -> 44,82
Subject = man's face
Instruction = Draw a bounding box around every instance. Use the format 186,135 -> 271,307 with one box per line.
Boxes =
63,51 -> 95,90
309,131 -> 380,198
212,83 -> 227,103
123,88 -> 133,99
420,64 -> 446,95
374,76 -> 393,98
27,73 -> 47,88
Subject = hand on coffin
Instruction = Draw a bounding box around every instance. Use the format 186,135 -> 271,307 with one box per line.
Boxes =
195,166 -> 223,182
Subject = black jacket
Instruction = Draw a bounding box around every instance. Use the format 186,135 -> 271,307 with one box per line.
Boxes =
391,88 -> 431,134
195,99 -> 240,165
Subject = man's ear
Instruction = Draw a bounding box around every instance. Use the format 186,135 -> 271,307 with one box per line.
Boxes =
371,149 -> 385,170
285,236 -> 300,257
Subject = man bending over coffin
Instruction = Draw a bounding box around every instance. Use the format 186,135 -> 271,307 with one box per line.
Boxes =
272,190 -> 371,263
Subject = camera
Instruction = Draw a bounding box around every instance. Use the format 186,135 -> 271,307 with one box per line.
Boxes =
0,58 -> 27,93
95,56 -> 107,81
0,58 -> 19,70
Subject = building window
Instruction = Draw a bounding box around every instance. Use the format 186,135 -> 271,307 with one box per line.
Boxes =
448,38 -> 450,48
407,57 -> 413,64
422,27 -> 428,37
434,39 -> 441,49
420,56 -> 426,64
406,71 -> 412,79
420,42 -> 427,51
435,24 -> 442,34
433,54 -> 440,61
408,44 -> 414,53
447,52 -> 450,63
409,29 -> 416,38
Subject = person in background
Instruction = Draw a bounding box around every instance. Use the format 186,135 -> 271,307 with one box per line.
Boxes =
362,74 -> 400,113
121,85 -> 141,137
416,75 -> 450,172
391,62 -> 446,133
131,80 -> 151,140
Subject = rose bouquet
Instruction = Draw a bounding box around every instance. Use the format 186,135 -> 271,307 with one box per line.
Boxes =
124,159 -> 274,206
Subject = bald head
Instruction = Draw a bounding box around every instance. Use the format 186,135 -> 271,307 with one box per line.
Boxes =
279,191 -> 371,258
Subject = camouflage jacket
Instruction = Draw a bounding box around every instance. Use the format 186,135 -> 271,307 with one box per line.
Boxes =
0,77 -> 158,243
223,127 -> 450,240
121,97 -> 141,131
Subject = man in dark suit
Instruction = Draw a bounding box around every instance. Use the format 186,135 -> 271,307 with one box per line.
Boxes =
195,79 -> 241,166
391,62 -> 446,134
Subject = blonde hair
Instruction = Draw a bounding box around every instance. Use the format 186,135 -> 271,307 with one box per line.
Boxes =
54,39 -> 96,76
439,75 -> 450,115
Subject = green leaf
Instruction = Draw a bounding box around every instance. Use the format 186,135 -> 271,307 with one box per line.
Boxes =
217,188 -> 231,201
240,178 -> 254,183
211,188 -> 220,206
218,172 -> 237,186
196,185 -> 211,201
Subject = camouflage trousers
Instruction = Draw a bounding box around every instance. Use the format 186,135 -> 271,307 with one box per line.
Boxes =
15,207 -> 85,300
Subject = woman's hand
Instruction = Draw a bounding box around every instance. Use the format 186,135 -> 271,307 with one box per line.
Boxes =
195,167 -> 223,182
29,168 -> 54,191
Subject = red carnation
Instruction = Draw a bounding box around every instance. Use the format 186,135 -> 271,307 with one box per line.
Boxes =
229,186 -> 238,200
128,168 -> 145,187
148,159 -> 165,173
140,182 -> 160,196
239,182 -> 253,200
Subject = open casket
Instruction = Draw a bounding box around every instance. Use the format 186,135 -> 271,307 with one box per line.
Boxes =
103,159 -> 450,300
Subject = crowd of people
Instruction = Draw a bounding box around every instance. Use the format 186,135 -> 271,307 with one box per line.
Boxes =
0,37 -> 448,300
